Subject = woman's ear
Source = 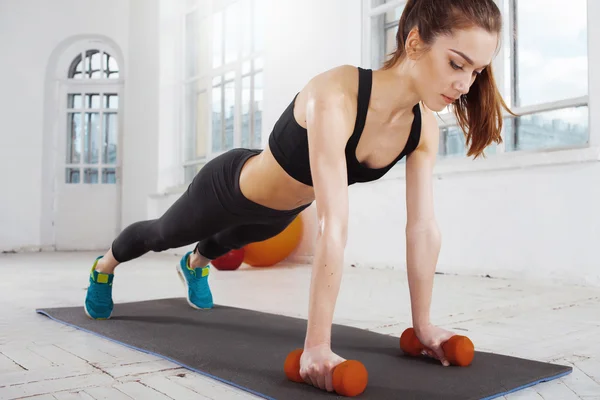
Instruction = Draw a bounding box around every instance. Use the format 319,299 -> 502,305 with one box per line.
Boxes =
404,27 -> 424,60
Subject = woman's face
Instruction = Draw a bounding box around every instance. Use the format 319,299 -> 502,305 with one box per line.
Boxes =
411,27 -> 499,112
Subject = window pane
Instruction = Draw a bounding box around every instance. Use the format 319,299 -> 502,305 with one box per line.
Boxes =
438,125 -> 497,157
103,113 -> 118,164
241,0 -> 252,57
224,79 -> 235,150
66,168 -> 80,184
185,87 -> 197,161
86,50 -> 102,79
102,168 -> 116,184
198,16 -> 209,75
252,71 -> 263,148
84,168 -> 99,184
504,106 -> 588,152
184,163 -> 203,185
104,94 -> 118,109
439,126 -> 466,157
516,0 -> 587,106
370,15 -> 386,68
241,75 -> 251,147
84,113 -> 100,164
86,94 -> 100,109
225,2 -> 240,64
196,91 -> 208,158
186,11 -> 199,78
385,27 -> 396,58
254,56 -> 263,71
371,0 -> 387,7
212,84 -> 222,152
385,6 -> 403,21
104,53 -> 120,79
371,6 -> 403,69
242,60 -> 251,75
68,94 -> 82,109
502,0 -> 512,106
253,0 -> 266,52
68,54 -> 83,79
213,11 -> 223,68
67,113 -> 81,163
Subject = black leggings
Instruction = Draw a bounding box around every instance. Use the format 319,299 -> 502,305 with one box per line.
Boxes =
111,148 -> 312,262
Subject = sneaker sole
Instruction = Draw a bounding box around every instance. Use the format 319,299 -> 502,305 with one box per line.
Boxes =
176,263 -> 212,310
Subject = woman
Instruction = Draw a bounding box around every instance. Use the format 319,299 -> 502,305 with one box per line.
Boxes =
84,0 -> 511,393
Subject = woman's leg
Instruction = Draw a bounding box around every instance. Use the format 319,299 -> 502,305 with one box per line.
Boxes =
196,216 -> 297,260
94,151 -> 243,273
85,149 -> 252,319
95,232 -> 213,274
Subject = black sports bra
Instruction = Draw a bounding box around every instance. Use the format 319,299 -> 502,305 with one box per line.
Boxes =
268,67 -> 422,186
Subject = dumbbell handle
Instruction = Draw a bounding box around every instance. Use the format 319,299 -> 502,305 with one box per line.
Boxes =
400,327 -> 475,367
284,349 -> 368,397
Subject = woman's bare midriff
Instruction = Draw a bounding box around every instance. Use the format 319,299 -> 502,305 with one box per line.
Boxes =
238,145 -> 316,211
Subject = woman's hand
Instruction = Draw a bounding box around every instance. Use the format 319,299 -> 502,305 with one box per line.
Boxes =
299,344 -> 346,392
414,323 -> 456,366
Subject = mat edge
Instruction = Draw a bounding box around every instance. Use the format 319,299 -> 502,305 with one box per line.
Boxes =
479,368 -> 573,400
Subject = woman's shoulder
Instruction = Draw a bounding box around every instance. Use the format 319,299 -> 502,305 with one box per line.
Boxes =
290,65 -> 360,125
304,64 -> 360,100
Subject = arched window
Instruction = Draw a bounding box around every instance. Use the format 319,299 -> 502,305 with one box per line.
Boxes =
64,48 -> 121,184
67,49 -> 120,80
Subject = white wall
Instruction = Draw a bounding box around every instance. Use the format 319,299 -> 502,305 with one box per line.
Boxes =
156,0 -> 186,193
345,157 -> 600,286
0,0 -> 130,251
121,0 -> 160,229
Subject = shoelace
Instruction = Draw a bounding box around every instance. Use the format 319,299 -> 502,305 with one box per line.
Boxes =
187,268 -> 210,293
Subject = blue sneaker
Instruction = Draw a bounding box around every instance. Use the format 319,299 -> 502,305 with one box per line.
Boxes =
176,251 -> 213,309
84,256 -> 114,320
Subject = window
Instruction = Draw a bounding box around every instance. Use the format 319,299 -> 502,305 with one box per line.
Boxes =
503,0 -> 588,152
368,1 -> 404,70
68,49 -> 120,80
183,0 -> 265,184
65,50 -> 120,184
364,0 -> 589,158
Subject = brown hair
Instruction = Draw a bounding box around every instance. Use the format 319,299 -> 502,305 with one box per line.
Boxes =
383,0 -> 515,158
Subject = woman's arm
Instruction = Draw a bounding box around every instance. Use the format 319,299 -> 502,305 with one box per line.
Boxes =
303,69 -> 356,348
404,105 -> 442,332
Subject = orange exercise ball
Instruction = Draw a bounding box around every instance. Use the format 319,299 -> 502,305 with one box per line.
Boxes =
243,215 -> 303,267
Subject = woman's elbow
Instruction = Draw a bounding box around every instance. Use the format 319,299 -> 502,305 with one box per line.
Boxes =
406,219 -> 440,242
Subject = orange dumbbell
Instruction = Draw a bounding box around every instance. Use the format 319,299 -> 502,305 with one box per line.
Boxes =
400,327 -> 475,367
284,348 -> 368,397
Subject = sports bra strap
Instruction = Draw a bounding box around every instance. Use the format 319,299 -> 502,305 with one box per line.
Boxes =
347,67 -> 373,148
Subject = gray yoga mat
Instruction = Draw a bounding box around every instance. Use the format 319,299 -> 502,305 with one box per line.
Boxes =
37,298 -> 572,399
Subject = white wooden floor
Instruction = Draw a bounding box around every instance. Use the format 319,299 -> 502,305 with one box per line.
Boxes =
0,251 -> 599,399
